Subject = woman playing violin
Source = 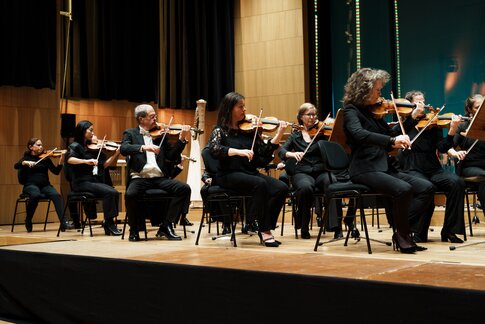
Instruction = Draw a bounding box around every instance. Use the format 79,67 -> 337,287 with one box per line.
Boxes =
398,90 -> 465,244
279,103 -> 343,239
208,92 -> 288,247
14,138 -> 73,232
66,121 -> 121,236
343,68 -> 434,253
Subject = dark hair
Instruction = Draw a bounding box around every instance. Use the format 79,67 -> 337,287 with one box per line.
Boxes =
216,92 -> 245,130
25,137 -> 40,155
464,94 -> 484,117
73,120 -> 93,145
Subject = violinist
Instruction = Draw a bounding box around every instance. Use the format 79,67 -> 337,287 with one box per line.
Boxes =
89,134 -> 122,186
66,121 -> 121,236
279,103 -> 343,239
120,104 -> 191,242
450,94 -> 485,216
14,138 -> 73,232
343,68 -> 434,253
208,92 -> 288,247
398,90 -> 465,244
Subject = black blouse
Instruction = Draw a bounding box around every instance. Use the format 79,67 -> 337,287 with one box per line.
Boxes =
14,154 -> 62,187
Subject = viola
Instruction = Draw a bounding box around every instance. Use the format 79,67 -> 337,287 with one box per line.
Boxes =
416,112 -> 470,129
38,149 -> 67,159
306,118 -> 334,137
87,140 -> 120,151
238,114 -> 302,132
368,97 -> 419,119
149,122 -> 203,138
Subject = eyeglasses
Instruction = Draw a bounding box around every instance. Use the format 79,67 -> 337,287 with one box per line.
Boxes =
303,114 -> 317,117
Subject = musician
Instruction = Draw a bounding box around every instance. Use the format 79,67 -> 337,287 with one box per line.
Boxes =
279,103 -> 343,239
398,90 -> 465,243
120,104 -> 191,242
208,92 -> 288,247
14,138 -> 73,232
66,121 -> 121,236
449,94 -> 485,215
342,68 -> 434,253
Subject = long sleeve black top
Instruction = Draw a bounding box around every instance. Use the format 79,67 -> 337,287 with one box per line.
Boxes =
453,121 -> 485,168
278,131 -> 326,174
14,154 -> 62,187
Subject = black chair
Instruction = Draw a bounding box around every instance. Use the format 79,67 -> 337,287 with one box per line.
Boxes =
11,193 -> 53,232
463,176 -> 485,237
195,147 -> 251,247
313,141 -> 391,254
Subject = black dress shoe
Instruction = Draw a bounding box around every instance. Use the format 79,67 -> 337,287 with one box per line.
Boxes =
242,220 -> 259,235
180,217 -> 193,226
441,231 -> 464,244
103,220 -> 122,236
301,230 -> 311,239
129,231 -> 141,242
156,224 -> 182,241
222,224 -> 232,235
333,228 -> 343,239
25,218 -> 32,232
61,220 -> 75,231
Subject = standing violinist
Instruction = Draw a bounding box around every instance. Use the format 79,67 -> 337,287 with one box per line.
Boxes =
449,94 -> 485,218
279,103 -> 344,239
120,104 -> 191,242
66,120 -> 122,236
398,90 -> 465,243
14,138 -> 73,232
208,92 -> 288,247
342,68 -> 434,253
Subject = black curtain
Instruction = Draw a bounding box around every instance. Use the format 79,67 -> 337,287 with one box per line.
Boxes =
0,0 -> 56,89
66,0 -> 159,102
160,0 -> 234,111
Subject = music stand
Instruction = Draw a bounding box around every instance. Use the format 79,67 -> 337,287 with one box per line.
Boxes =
450,98 -> 485,251
329,108 -> 351,153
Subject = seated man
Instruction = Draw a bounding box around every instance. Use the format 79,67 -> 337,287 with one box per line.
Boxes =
121,104 -> 191,242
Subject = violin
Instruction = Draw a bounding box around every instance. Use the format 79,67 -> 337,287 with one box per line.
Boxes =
238,114 -> 302,132
416,111 -> 470,129
368,97 -> 419,119
38,149 -> 67,159
87,140 -> 120,151
149,122 -> 203,138
305,118 -> 334,137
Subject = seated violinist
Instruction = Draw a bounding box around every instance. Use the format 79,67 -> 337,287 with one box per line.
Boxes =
398,90 -> 465,244
120,104 -> 191,242
66,121 -> 122,236
14,138 -> 73,232
279,103 -> 343,239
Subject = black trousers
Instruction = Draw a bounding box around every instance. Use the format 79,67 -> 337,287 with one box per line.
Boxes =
23,184 -> 64,221
461,166 -> 485,207
291,172 -> 342,231
72,181 -> 119,220
125,177 -> 191,230
408,169 -> 465,237
217,172 -> 288,232
351,170 -> 435,235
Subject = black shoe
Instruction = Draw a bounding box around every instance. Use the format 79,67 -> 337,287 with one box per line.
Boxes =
61,220 -> 75,231
73,221 -> 81,229
316,216 -> 323,228
222,224 -> 232,235
392,232 -> 416,254
333,228 -> 343,239
242,220 -> 259,235
258,232 -> 279,247
350,226 -> 360,239
180,217 -> 193,226
411,232 -> 427,243
441,231 -> 464,244
156,224 -> 182,241
129,231 -> 141,242
103,220 -> 122,236
301,230 -> 311,239
25,218 -> 32,232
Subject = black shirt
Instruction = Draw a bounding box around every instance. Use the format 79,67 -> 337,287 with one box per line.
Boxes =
453,121 -> 485,168
14,154 -> 62,187
279,131 -> 326,174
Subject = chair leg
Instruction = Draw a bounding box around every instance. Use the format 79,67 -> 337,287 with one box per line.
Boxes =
195,207 -> 207,245
43,200 -> 52,231
11,199 -> 21,232
313,205 -> 329,252
57,201 -> 70,237
465,191 -> 474,237
280,200 -> 286,236
359,200 -> 372,254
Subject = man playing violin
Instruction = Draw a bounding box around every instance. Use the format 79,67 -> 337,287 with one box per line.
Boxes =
121,104 -> 191,242
14,138 -> 74,232
343,68 -> 434,253
398,90 -> 466,244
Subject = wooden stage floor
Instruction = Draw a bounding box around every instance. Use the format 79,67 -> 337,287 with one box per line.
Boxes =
1,209 -> 485,292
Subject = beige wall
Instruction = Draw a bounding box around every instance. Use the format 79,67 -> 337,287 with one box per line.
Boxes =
234,0 -> 305,124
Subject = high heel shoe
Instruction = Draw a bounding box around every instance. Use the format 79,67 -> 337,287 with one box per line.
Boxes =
392,232 -> 416,254
257,232 -> 279,247
103,220 -> 122,236
440,231 -> 464,244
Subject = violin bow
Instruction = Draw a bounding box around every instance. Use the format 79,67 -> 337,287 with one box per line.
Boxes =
296,112 -> 330,165
34,147 -> 58,165
410,104 -> 446,145
157,115 -> 174,149
92,135 -> 106,175
390,91 -> 406,136
249,108 -> 263,161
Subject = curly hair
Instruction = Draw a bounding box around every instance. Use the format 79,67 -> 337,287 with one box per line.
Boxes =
464,94 -> 484,117
343,68 -> 390,106
216,92 -> 245,131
